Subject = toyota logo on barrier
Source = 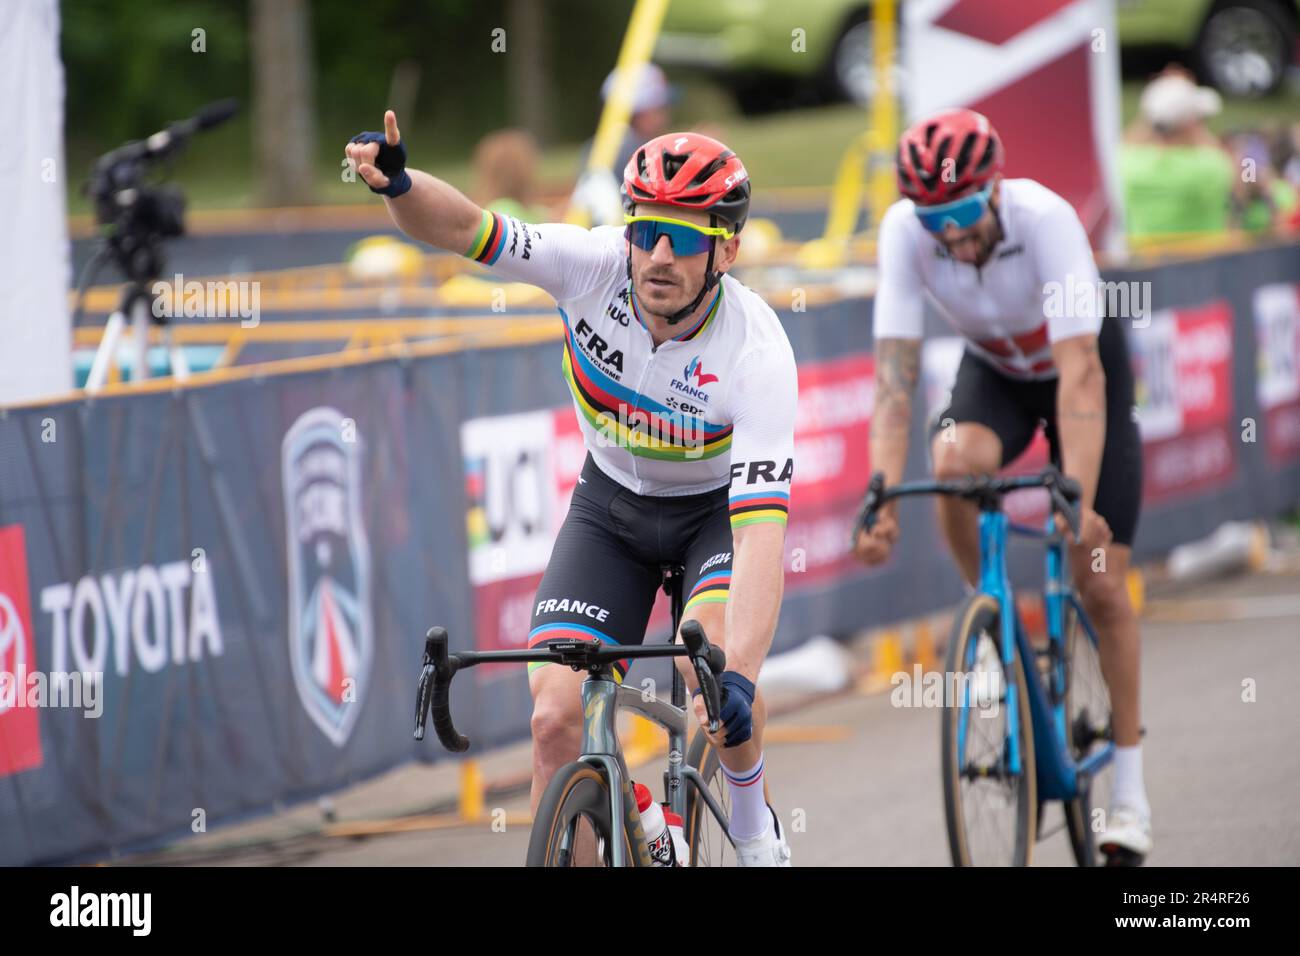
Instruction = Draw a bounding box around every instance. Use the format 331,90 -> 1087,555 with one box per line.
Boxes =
0,592 -> 26,716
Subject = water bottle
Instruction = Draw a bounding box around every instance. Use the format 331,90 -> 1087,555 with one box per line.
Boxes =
663,807 -> 689,866
634,782 -> 677,866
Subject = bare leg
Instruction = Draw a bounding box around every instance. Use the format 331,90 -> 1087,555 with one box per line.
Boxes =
528,663 -> 597,862
1070,542 -> 1141,748
930,423 -> 1004,587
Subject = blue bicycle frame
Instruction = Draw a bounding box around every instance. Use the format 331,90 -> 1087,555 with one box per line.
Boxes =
956,510 -> 1114,802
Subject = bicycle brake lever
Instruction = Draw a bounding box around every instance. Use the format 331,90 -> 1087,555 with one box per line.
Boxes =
415,627 -> 469,751
681,620 -> 724,734
849,472 -> 887,549
694,662 -> 723,735
1049,486 -> 1082,545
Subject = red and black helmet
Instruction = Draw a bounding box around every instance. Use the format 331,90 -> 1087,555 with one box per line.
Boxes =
896,108 -> 1004,206
622,132 -> 751,231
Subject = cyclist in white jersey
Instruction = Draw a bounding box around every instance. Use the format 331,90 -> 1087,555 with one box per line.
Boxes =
853,108 -> 1153,863
346,111 -> 795,865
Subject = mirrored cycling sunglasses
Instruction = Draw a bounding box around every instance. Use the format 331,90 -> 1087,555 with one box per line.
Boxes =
913,184 -> 993,233
624,215 -> 734,256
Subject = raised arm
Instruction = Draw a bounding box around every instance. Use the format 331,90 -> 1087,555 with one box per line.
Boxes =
346,110 -> 620,301
346,111 -> 484,254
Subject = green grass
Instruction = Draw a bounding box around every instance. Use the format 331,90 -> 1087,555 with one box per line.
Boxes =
66,79 -> 1300,214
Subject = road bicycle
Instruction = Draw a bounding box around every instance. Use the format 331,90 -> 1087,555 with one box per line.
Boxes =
854,465 -> 1119,866
414,564 -> 737,866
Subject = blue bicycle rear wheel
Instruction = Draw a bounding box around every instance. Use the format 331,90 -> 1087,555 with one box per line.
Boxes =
1062,602 -> 1114,867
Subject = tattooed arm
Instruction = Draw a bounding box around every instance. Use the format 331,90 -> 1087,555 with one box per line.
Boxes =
855,336 -> 921,564
871,337 -> 922,493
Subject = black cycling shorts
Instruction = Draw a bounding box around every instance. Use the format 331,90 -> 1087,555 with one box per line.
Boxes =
929,316 -> 1143,546
527,454 -> 734,682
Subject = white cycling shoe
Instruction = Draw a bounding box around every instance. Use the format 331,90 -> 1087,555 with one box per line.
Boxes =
732,806 -> 792,867
1099,804 -> 1153,862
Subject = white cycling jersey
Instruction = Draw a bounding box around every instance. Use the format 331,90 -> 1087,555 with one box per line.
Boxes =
873,178 -> 1103,380
463,211 -> 797,529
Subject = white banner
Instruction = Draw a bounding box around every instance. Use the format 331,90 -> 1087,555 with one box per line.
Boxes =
0,0 -> 72,406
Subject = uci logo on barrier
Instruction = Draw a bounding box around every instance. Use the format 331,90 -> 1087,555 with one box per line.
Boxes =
461,410 -> 561,586
282,407 -> 373,747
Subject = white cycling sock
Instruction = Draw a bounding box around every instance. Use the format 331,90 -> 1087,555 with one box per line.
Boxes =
1110,745 -> 1150,817
722,754 -> 770,841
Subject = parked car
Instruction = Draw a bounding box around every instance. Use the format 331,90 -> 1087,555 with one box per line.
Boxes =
654,0 -> 1299,110
1121,0 -> 1298,96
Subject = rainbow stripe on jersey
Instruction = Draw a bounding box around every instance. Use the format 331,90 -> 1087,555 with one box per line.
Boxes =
465,210 -> 512,265
728,489 -> 789,530
560,309 -> 733,462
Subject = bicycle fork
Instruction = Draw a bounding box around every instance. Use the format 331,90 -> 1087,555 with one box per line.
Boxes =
577,676 -> 647,868
977,510 -> 1026,780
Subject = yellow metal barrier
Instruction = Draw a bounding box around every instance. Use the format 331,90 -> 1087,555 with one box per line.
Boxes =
564,0 -> 671,225
459,760 -> 486,821
802,0 -> 897,270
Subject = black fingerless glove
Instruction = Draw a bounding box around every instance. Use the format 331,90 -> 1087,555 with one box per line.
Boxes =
349,131 -> 412,198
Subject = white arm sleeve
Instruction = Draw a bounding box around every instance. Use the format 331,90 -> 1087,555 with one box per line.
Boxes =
1031,194 -> 1104,341
872,201 -> 926,341
462,215 -> 623,301
725,343 -> 798,530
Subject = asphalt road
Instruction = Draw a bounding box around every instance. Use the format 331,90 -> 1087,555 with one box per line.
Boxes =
124,565 -> 1300,867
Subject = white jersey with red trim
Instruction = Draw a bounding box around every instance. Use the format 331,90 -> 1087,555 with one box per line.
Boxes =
462,210 -> 797,528
873,178 -> 1103,380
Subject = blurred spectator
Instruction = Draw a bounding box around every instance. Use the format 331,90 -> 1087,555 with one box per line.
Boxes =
1279,124 -> 1300,190
472,129 -> 552,222
1282,126 -> 1300,233
579,63 -> 676,177
1119,68 -> 1235,240
1227,130 -> 1299,235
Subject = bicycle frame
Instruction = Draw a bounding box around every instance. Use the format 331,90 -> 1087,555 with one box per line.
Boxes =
956,509 -> 1115,804
573,673 -> 732,866
568,564 -> 731,866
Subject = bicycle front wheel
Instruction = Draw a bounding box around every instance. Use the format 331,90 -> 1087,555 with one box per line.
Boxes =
526,762 -> 646,867
942,592 -> 1037,866
684,729 -> 735,866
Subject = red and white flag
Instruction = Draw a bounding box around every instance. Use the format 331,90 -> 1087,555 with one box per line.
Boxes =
904,0 -> 1125,253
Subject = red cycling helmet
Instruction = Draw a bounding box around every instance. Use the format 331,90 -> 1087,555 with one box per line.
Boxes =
622,132 -> 751,231
896,108 -> 1004,206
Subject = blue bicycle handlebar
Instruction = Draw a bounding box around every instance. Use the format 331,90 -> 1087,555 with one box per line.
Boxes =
852,466 -> 1083,544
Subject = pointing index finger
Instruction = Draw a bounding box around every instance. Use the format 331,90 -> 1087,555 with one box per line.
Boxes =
385,110 -> 401,146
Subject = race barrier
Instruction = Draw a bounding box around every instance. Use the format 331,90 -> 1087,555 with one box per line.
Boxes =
1,240 -> 1297,864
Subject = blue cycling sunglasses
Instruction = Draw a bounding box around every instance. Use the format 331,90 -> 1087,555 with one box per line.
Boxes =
913,184 -> 994,233
624,215 -> 734,256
